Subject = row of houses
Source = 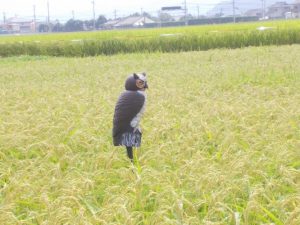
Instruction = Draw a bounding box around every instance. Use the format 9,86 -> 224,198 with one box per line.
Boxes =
0,17 -> 34,33
1,1 -> 300,34
103,16 -> 155,30
0,17 -> 50,34
0,17 -> 155,34
105,1 -> 300,29
0,16 -> 156,33
101,0 -> 300,30
245,1 -> 300,19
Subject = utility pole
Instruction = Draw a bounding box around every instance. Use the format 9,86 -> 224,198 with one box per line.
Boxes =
47,1 -> 50,32
261,0 -> 264,19
114,9 -> 117,20
158,10 -> 162,28
261,0 -> 266,19
33,5 -> 36,32
72,10 -> 75,20
92,0 -> 96,30
264,0 -> 267,19
3,12 -> 6,24
141,8 -> 145,24
197,5 -> 200,19
184,0 -> 187,25
232,0 -> 236,23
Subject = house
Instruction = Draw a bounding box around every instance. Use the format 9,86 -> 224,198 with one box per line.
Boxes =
245,9 -> 263,18
109,16 -> 155,29
0,23 -> 9,34
0,23 -> 5,30
291,0 -> 300,17
5,17 -> 35,33
267,2 -> 292,19
102,19 -> 121,29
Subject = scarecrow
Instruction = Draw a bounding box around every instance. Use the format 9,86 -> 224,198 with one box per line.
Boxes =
113,73 -> 148,162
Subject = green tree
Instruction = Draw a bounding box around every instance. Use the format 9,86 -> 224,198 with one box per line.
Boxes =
65,19 -> 84,32
96,15 -> 107,29
52,20 -> 64,32
38,24 -> 49,32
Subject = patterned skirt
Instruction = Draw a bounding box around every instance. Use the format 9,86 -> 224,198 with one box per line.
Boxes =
120,131 -> 142,147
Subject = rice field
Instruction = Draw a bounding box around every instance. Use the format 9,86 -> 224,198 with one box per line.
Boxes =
1,20 -> 300,43
1,20 -> 300,57
0,44 -> 299,224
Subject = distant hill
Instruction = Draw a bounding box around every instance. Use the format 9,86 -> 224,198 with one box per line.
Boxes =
207,0 -> 295,17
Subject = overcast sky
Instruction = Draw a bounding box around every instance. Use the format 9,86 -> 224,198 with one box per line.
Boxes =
0,0 -> 222,22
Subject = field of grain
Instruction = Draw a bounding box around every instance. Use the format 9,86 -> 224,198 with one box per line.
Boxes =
1,20 -> 300,57
1,20 -> 300,43
0,44 -> 299,224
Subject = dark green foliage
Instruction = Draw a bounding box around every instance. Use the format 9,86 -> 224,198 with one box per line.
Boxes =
65,19 -> 84,32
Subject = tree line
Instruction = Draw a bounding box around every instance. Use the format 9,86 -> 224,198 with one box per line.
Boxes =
40,15 -> 108,32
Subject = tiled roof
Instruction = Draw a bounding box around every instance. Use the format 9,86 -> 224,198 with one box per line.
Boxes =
114,16 -> 155,27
